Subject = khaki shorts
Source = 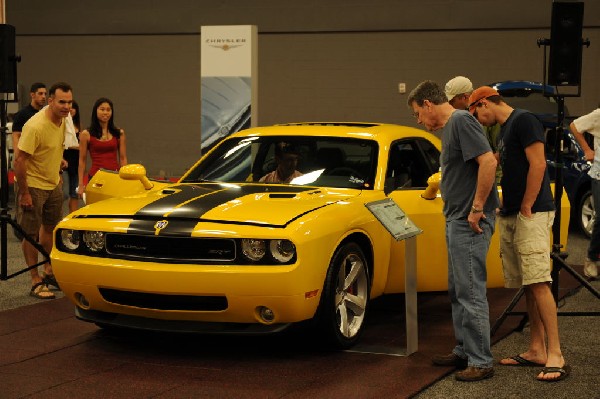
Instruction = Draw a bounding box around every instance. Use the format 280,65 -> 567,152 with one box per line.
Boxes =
499,211 -> 555,288
15,184 -> 63,239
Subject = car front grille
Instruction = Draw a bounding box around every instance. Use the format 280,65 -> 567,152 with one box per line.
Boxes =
105,234 -> 236,263
99,288 -> 228,311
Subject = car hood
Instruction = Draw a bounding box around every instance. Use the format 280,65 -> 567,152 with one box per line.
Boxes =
75,183 -> 359,228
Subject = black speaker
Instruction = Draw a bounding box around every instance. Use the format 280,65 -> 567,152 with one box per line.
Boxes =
0,24 -> 16,93
548,2 -> 584,86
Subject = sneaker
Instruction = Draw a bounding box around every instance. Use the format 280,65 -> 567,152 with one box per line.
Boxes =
584,258 -> 599,279
432,353 -> 468,369
455,366 -> 494,382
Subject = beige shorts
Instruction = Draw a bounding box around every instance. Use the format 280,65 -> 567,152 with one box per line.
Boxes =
15,184 -> 64,239
498,211 -> 555,288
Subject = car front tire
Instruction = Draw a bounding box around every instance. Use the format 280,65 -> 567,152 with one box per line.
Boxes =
316,242 -> 370,350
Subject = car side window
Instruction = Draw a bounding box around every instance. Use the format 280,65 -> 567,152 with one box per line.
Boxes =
385,139 -> 440,194
418,138 -> 441,173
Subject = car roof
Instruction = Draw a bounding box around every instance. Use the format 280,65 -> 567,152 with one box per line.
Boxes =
227,122 -> 440,148
489,80 -> 556,95
489,80 -> 569,122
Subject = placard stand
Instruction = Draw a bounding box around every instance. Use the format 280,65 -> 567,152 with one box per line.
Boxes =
348,198 -> 422,356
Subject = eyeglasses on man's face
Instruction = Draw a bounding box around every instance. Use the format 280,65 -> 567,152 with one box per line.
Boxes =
411,101 -> 431,121
469,99 -> 486,115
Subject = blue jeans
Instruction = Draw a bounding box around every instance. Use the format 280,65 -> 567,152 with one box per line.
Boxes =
588,178 -> 600,260
446,213 -> 495,368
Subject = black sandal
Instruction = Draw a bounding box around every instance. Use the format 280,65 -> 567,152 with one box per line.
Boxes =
30,282 -> 56,299
42,273 -> 60,290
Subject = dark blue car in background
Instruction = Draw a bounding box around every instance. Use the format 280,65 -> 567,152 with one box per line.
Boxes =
490,80 -> 593,237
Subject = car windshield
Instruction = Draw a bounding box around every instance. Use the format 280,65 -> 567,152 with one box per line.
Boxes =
182,136 -> 378,189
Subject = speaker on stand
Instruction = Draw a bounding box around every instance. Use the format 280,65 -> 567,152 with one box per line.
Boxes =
548,1 -> 584,87
0,24 -> 17,94
0,23 -> 22,281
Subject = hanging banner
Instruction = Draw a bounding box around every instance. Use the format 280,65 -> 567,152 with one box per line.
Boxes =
200,25 -> 257,152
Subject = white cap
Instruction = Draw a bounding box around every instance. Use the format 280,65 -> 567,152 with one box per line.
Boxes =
445,76 -> 474,101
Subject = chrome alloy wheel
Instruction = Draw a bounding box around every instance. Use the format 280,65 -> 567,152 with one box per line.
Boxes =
335,252 -> 368,339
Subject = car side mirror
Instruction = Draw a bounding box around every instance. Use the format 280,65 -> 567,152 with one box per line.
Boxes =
119,164 -> 154,190
421,171 -> 441,200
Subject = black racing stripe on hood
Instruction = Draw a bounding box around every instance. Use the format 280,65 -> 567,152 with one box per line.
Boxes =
133,184 -> 224,218
128,184 -> 314,236
163,185 -> 313,219
127,219 -> 157,236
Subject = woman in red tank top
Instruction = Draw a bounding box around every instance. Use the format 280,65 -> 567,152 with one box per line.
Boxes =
77,97 -> 128,197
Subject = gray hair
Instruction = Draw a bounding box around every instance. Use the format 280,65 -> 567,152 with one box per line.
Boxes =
407,80 -> 447,108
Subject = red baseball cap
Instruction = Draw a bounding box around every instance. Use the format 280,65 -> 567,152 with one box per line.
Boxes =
468,86 -> 499,114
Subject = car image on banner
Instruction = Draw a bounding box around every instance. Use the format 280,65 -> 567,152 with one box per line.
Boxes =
50,122 -> 570,349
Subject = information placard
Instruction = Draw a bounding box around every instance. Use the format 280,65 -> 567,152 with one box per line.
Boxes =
365,198 -> 422,241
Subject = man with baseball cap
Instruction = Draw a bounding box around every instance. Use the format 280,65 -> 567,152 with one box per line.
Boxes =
445,76 -> 473,110
468,86 -> 570,382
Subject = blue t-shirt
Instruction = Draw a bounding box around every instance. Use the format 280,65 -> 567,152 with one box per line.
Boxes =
498,109 -> 555,215
440,110 -> 500,221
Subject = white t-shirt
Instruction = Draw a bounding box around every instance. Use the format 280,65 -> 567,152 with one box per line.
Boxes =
573,108 -> 600,180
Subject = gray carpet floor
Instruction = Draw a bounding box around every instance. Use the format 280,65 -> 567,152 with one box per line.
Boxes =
415,231 -> 600,399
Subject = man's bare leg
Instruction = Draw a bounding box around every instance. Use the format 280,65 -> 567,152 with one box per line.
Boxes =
529,282 -> 565,381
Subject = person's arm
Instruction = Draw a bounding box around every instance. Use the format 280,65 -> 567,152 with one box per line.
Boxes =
11,111 -> 26,164
13,150 -> 32,209
11,131 -> 21,164
77,130 -> 90,196
521,141 -> 547,217
468,151 -> 497,233
118,129 -> 127,166
570,121 -> 594,162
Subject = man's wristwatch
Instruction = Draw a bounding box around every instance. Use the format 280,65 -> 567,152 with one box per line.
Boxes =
471,206 -> 483,214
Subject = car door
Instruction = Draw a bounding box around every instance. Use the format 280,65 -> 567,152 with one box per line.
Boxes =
385,138 -> 450,291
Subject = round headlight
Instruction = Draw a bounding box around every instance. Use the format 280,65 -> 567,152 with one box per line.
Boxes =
241,238 -> 266,261
269,239 -> 296,263
83,231 -> 106,252
60,229 -> 80,251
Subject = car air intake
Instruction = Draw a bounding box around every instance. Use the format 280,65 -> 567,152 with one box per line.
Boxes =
99,288 -> 228,311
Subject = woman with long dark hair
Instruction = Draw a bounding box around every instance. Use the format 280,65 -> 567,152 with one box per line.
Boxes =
77,97 -> 127,197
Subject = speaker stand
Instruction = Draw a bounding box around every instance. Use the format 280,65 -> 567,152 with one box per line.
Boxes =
491,40 -> 598,334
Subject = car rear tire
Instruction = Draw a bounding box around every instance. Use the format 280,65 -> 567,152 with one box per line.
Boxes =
316,242 -> 370,350
578,190 -> 594,238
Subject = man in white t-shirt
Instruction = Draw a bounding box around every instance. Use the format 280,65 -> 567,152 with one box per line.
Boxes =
570,107 -> 600,279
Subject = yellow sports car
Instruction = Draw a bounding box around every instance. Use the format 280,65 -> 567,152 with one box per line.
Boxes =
51,122 -> 569,349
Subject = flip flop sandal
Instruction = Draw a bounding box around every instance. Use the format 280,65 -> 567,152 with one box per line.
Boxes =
42,273 -> 60,290
537,364 -> 571,382
30,282 -> 56,300
501,355 -> 545,367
